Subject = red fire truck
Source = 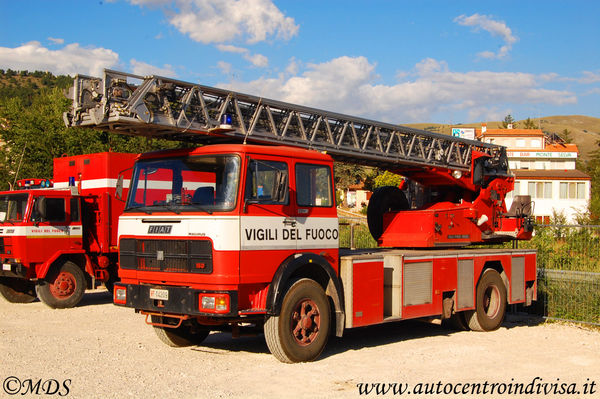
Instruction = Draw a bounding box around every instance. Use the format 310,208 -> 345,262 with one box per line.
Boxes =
65,70 -> 536,362
0,152 -> 136,308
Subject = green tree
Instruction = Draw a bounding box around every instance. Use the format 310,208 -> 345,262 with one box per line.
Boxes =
334,162 -> 369,207
560,128 -> 573,143
373,170 -> 404,188
522,117 -> 537,129
0,86 -> 181,190
501,114 -> 517,129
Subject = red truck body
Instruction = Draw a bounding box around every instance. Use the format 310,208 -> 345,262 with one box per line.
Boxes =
0,152 -> 136,308
112,144 -> 536,362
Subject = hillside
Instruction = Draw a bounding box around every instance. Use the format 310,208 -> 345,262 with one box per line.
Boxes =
406,116 -> 600,163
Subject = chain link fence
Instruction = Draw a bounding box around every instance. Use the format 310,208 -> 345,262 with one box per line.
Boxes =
524,225 -> 600,326
339,220 -> 600,326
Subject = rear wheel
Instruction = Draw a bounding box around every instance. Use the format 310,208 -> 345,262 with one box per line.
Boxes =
36,261 -> 86,309
264,278 -> 330,363
0,278 -> 37,303
465,269 -> 507,331
151,315 -> 210,347
367,186 -> 409,240
442,311 -> 470,331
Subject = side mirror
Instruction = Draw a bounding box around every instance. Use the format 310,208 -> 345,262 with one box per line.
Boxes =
271,171 -> 289,203
33,196 -> 47,222
116,174 -> 124,201
115,166 -> 133,202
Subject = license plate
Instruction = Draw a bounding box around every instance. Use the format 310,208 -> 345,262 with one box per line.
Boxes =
149,288 -> 169,301
2,264 -> 11,271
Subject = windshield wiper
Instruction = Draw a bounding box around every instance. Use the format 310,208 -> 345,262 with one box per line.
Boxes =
186,204 -> 213,215
125,205 -> 153,214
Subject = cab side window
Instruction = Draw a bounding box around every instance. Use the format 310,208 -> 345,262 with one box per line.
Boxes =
31,198 -> 66,223
44,198 -> 66,222
245,160 -> 289,204
296,164 -> 333,207
70,197 -> 80,222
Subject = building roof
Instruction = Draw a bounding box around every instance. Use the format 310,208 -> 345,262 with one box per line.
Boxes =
543,143 -> 579,153
512,169 -> 590,180
478,128 -> 544,138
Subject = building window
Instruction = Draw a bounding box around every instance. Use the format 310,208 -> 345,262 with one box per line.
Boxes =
528,181 -> 552,199
559,182 -> 586,199
516,139 -> 526,148
531,139 -> 541,148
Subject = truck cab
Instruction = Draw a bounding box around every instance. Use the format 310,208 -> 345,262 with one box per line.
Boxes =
115,144 -> 339,315
0,185 -> 85,305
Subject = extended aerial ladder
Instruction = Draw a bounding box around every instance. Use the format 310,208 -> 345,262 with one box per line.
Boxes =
64,69 -> 533,247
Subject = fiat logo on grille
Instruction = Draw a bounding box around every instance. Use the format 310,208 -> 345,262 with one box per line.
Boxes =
148,225 -> 172,234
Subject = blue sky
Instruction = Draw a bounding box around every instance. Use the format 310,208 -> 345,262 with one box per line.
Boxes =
1,0 -> 599,124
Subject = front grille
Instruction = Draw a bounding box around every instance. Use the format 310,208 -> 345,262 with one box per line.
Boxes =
120,238 -> 213,273
0,237 -> 4,254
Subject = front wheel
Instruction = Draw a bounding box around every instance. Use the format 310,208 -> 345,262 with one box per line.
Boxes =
36,261 -> 86,309
465,269 -> 507,331
0,277 -> 37,303
264,278 -> 331,363
151,315 -> 210,347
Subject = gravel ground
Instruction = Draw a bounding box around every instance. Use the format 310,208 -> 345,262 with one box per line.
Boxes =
1,289 -> 600,398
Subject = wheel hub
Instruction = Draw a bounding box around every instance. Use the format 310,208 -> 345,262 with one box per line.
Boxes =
291,299 -> 320,346
49,272 -> 76,298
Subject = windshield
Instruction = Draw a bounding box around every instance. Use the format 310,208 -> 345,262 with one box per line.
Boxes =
126,154 -> 241,213
0,193 -> 29,223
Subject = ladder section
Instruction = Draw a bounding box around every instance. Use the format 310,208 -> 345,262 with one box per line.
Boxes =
64,69 -> 505,172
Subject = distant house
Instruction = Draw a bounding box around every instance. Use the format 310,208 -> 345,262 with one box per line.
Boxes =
345,181 -> 372,212
476,125 -> 590,223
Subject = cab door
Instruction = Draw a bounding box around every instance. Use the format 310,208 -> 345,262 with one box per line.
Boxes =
239,156 -> 294,284
28,195 -> 81,263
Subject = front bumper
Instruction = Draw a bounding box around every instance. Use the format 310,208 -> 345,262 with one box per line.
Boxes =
114,283 -> 238,317
0,262 -> 28,279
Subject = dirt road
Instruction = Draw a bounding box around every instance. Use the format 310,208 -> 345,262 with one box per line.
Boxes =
1,289 -> 599,398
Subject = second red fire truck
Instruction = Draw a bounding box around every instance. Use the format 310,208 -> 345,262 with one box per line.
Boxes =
0,152 -> 136,308
65,70 -> 537,362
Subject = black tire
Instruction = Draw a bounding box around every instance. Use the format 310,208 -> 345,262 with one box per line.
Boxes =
264,278 -> 330,363
465,269 -> 507,331
0,277 -> 37,303
151,315 -> 210,347
104,265 -> 119,294
367,186 -> 409,240
35,261 -> 86,309
442,311 -> 470,331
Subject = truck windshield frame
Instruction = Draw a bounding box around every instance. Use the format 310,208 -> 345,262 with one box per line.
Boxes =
125,154 -> 241,214
0,193 -> 30,223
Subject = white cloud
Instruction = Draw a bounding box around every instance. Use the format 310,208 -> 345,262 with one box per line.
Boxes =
217,61 -> 233,75
219,56 -> 576,123
0,41 -> 177,79
579,71 -> 600,84
454,13 -> 518,59
48,37 -> 64,45
129,0 -> 298,45
0,41 -> 119,76
130,59 -> 176,77
216,44 -> 268,67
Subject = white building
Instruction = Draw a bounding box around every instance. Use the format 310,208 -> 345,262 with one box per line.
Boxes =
477,126 -> 590,224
